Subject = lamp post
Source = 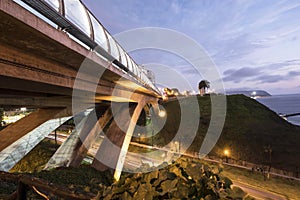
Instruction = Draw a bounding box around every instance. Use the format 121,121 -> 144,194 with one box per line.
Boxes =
151,130 -> 154,147
174,141 -> 178,152
224,149 -> 230,163
158,109 -> 166,118
156,103 -> 166,118
161,153 -> 166,160
264,145 -> 272,176
54,130 -> 57,146
174,140 -> 181,155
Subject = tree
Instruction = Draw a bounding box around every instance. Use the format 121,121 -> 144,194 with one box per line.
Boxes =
198,80 -> 210,96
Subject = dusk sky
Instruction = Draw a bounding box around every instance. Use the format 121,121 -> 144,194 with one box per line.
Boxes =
82,0 -> 300,95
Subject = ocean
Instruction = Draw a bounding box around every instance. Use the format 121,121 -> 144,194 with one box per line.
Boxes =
256,93 -> 300,126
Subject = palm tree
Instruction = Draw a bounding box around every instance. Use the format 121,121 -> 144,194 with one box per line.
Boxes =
198,80 -> 210,96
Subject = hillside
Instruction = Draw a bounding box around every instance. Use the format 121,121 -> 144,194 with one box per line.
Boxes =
149,95 -> 300,172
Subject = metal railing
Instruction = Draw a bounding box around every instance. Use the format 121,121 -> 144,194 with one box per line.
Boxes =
18,0 -> 159,94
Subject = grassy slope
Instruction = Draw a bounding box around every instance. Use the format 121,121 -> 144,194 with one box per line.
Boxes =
150,95 -> 300,172
10,139 -> 58,173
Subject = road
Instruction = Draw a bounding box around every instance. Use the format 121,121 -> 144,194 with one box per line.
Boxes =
233,181 -> 287,200
130,142 -> 300,181
47,132 -> 300,181
47,132 -> 69,143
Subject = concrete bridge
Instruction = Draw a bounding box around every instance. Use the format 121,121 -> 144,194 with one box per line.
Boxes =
0,0 -> 162,180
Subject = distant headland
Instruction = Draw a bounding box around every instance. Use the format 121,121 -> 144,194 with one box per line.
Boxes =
226,90 -> 271,98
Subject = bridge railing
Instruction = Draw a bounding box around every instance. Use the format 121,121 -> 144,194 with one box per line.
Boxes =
17,0 -> 159,94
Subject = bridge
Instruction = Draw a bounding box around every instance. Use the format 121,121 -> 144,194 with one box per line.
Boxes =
0,0 -> 162,181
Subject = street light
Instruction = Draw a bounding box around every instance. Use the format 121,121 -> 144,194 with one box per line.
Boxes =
174,141 -> 178,152
158,109 -> 166,118
264,145 -> 272,174
151,130 -> 154,147
138,133 -> 141,143
224,149 -> 230,163
224,149 -> 229,156
175,141 -> 180,154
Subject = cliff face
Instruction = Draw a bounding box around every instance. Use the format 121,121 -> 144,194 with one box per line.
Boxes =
149,95 -> 300,171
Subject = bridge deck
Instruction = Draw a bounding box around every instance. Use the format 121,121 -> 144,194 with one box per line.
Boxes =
0,0 -> 160,108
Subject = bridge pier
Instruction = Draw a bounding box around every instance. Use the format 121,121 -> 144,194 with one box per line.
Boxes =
45,100 -> 152,181
68,105 -> 113,167
44,109 -> 92,169
0,108 -> 68,152
44,105 -> 113,169
0,108 -> 71,171
91,100 -> 146,181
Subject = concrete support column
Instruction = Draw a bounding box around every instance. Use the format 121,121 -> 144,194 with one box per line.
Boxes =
68,105 -> 113,167
0,109 -> 71,171
44,109 -> 92,169
91,100 -> 146,181
0,108 -> 67,152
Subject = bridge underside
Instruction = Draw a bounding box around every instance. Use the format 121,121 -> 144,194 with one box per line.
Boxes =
0,0 -> 160,181
0,0 -> 159,105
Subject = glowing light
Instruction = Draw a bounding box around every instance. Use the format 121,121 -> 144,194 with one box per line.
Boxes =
158,109 -> 166,118
224,149 -> 230,156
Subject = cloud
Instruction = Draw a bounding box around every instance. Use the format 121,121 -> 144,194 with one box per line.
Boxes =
288,71 -> 300,76
223,67 -> 262,83
223,59 -> 300,84
256,70 -> 300,83
255,74 -> 284,83
171,1 -> 182,14
83,0 -> 300,62
82,0 -> 300,94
